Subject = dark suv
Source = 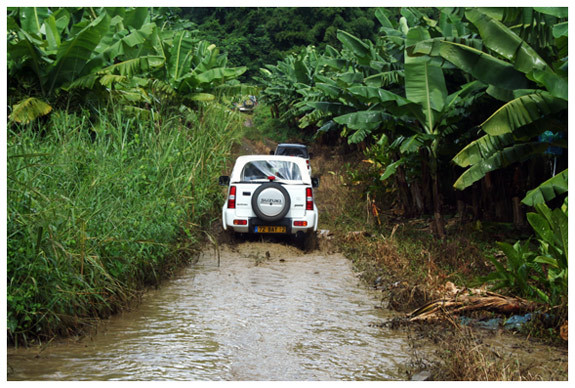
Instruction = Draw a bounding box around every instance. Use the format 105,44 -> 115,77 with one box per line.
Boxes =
272,143 -> 311,173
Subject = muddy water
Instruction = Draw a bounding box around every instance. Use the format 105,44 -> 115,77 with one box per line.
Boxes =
7,241 -> 412,381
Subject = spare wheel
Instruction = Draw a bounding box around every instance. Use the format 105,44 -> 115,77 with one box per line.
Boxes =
251,183 -> 291,222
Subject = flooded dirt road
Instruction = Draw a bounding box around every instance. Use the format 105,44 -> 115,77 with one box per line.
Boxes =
7,240 -> 413,381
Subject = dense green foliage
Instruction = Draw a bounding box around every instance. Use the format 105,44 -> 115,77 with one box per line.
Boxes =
7,7 -> 247,123
182,7 -> 386,81
256,7 -> 567,227
7,105 -> 243,344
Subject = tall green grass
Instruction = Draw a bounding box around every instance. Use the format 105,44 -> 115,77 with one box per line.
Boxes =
7,104 -> 243,345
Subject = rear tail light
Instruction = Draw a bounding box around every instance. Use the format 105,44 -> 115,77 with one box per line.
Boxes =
233,219 -> 247,225
294,221 -> 308,227
306,160 -> 310,169
228,186 -> 236,209
306,187 -> 313,210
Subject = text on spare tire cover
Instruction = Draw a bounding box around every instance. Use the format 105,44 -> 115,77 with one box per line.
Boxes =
261,198 -> 282,204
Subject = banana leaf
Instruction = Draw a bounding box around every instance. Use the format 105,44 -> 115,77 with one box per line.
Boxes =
333,110 -> 391,130
404,60 -> 447,132
65,73 -> 99,89
481,91 -> 567,136
195,44 -> 221,74
337,30 -> 370,63
348,127 -> 375,144
551,207 -> 568,261
168,31 -> 196,80
347,86 -> 411,106
522,169 -> 568,206
315,83 -> 341,99
101,55 -> 165,77
399,135 -> 426,154
122,7 -> 150,30
405,25 -> 431,48
317,120 -> 337,133
416,39 -> 529,91
320,57 -> 352,71
46,13 -> 111,95
380,159 -> 405,181
375,8 -> 394,29
44,15 -> 61,53
104,23 -> 155,60
194,66 -> 247,85
552,22 -> 568,38
364,70 -> 404,87
293,59 -> 310,84
10,97 -> 52,123
454,132 -> 513,167
465,8 -> 548,74
533,7 -> 568,18
338,72 -> 364,87
527,204 -> 568,263
453,142 -> 548,190
532,70 -> 568,100
18,7 -> 50,35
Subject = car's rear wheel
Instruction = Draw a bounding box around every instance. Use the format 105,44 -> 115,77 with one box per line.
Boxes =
251,183 -> 291,222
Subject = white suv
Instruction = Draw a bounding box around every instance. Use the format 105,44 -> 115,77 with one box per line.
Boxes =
219,155 -> 319,245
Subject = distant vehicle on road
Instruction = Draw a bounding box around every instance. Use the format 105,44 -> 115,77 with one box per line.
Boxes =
271,143 -> 312,173
232,95 -> 258,112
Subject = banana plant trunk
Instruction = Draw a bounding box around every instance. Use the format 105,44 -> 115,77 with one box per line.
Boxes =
429,144 -> 445,239
395,163 -> 413,217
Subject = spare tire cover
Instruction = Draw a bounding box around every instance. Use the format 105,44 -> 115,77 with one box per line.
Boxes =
251,183 -> 291,222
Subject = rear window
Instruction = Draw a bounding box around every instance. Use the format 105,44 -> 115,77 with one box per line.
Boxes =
241,160 -> 302,182
275,147 -> 308,158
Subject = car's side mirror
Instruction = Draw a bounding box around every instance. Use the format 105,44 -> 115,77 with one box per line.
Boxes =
218,176 -> 230,186
311,177 -> 320,188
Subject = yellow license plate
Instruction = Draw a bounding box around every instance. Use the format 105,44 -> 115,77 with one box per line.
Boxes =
255,226 -> 286,233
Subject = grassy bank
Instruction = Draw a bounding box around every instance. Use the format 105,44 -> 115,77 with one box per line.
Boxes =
7,104 -> 243,345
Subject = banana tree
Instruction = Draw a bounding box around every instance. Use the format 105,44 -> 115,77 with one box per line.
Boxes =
8,8 -> 112,122
256,46 -> 333,128
303,24 -> 408,138
73,17 -> 247,107
256,55 -> 306,122
332,15 -> 485,236
409,8 -> 568,194
8,7 -> 248,123
396,26 -> 486,236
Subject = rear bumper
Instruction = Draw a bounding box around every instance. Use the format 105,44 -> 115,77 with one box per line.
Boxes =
223,208 -> 317,234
